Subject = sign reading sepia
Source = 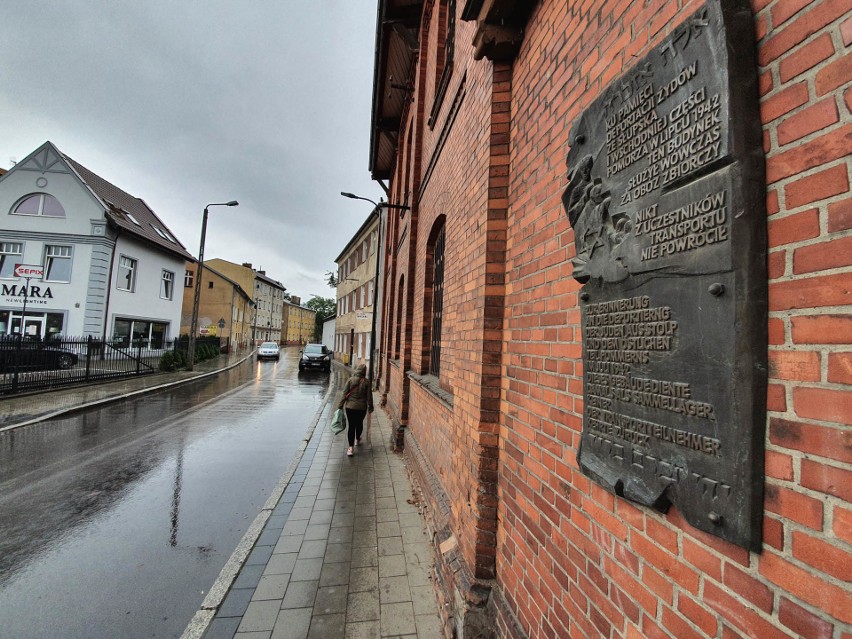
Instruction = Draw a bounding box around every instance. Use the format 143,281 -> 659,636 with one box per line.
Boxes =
562,0 -> 766,549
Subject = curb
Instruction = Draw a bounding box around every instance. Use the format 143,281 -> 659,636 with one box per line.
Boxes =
180,369 -> 341,639
0,353 -> 255,433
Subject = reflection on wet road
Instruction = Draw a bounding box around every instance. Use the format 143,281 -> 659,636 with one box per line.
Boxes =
0,346 -> 332,638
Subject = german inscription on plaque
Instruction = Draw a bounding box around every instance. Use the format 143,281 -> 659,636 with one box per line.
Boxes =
562,0 -> 767,549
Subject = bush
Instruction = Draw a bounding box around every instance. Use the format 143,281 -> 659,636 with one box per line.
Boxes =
159,351 -> 177,372
174,349 -> 187,368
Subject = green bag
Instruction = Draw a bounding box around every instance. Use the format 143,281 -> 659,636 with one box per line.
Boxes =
330,408 -> 346,435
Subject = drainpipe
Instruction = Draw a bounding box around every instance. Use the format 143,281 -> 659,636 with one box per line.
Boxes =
101,227 -> 121,345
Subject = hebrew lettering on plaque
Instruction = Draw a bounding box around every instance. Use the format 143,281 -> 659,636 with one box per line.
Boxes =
561,0 -> 766,549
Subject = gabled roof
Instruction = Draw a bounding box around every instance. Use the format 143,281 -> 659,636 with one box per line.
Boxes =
254,270 -> 286,290
3,141 -> 192,261
199,262 -> 254,304
61,151 -> 193,261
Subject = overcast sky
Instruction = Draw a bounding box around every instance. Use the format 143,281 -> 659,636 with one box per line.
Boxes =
0,1 -> 386,301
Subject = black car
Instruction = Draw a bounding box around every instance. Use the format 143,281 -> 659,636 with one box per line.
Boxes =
0,338 -> 79,373
299,343 -> 332,372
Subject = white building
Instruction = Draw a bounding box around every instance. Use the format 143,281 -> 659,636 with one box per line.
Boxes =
321,315 -> 335,354
0,141 -> 192,345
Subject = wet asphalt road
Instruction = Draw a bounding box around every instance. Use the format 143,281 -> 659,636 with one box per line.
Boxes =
0,346 -> 335,638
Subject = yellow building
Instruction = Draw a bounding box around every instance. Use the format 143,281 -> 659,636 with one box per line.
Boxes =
334,212 -> 379,369
202,259 -> 287,343
282,298 -> 317,345
180,262 -> 254,351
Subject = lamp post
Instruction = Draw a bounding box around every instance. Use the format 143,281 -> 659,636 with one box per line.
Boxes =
340,192 -> 409,388
187,200 -> 238,370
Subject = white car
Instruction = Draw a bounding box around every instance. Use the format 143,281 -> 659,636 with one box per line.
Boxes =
257,341 -> 280,361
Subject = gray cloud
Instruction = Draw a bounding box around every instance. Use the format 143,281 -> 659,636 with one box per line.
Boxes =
0,0 -> 384,299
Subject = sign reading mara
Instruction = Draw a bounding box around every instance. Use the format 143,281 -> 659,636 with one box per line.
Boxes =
561,0 -> 767,549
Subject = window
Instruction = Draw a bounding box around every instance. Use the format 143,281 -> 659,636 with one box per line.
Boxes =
428,222 -> 446,376
43,245 -> 72,282
160,270 -> 174,300
394,276 -> 404,360
12,193 -> 66,217
368,281 -> 374,307
360,285 -> 365,308
185,270 -> 194,287
429,0 -> 456,128
117,256 -> 137,292
0,242 -> 24,278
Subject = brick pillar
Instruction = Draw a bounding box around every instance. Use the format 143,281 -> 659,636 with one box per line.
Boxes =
472,61 -> 512,581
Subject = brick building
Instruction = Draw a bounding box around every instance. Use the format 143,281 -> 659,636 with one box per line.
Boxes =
368,1 -> 851,638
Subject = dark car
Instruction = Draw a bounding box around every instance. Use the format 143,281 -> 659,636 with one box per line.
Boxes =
299,343 -> 331,372
0,337 -> 79,373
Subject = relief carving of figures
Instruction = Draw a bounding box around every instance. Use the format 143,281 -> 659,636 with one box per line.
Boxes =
562,153 -> 632,284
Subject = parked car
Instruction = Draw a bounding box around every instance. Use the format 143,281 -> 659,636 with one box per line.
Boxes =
0,337 -> 79,373
256,341 -> 280,361
299,343 -> 331,372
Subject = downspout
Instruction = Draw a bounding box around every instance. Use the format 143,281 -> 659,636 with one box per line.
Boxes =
229,285 -> 236,351
101,226 -> 121,343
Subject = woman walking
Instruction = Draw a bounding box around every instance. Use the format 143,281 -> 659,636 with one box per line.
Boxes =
339,364 -> 374,457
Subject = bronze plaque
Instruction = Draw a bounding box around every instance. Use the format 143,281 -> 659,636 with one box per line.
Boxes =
562,0 -> 766,549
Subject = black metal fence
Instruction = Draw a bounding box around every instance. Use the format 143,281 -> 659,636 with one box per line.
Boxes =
0,335 -> 221,396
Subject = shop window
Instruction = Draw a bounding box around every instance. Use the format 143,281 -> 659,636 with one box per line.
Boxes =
117,256 -> 137,292
43,245 -> 72,282
0,242 -> 24,278
160,270 -> 174,300
113,318 -> 168,348
12,193 -> 66,218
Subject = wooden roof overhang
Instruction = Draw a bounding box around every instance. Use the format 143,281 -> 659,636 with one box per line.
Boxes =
369,0 -> 423,181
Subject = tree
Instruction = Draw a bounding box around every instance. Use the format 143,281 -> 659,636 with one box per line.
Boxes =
325,271 -> 338,288
305,296 -> 336,342
305,296 -> 336,318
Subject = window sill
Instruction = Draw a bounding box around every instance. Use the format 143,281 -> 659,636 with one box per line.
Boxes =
407,371 -> 453,409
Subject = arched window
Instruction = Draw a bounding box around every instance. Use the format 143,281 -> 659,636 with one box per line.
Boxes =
426,220 -> 445,376
12,193 -> 66,218
394,275 -> 405,360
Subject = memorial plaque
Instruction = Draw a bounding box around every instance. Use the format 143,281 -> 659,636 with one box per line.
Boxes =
561,0 -> 766,549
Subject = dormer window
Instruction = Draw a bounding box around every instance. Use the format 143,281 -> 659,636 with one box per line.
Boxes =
126,213 -> 142,226
12,193 -> 66,218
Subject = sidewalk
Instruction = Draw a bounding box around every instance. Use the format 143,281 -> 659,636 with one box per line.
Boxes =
184,388 -> 443,639
0,350 -> 252,431
1,354 -> 445,638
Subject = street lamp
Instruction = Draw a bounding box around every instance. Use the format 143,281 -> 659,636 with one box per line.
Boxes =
187,200 -> 238,370
340,192 -> 409,388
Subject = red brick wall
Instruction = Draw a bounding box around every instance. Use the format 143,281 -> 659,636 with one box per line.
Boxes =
495,1 -> 851,638
404,12 -> 503,577
378,0 -> 851,637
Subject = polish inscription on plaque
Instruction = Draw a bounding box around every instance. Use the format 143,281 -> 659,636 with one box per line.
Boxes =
561,0 -> 766,549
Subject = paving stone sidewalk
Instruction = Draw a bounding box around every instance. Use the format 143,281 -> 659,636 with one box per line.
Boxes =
198,393 -> 444,639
